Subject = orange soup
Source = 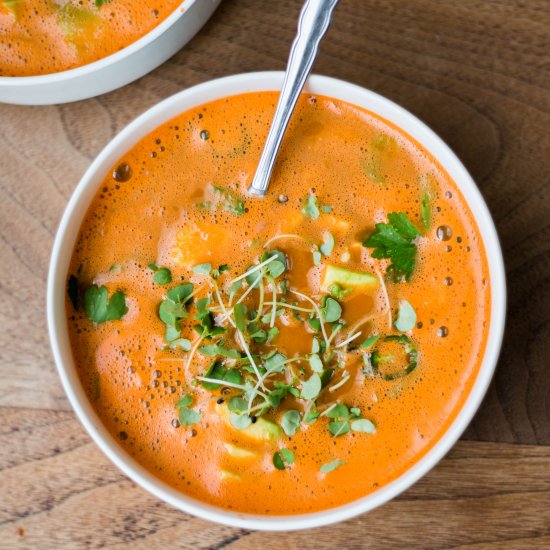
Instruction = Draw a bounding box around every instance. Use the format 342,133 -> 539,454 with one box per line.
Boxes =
66,92 -> 490,515
0,0 -> 183,76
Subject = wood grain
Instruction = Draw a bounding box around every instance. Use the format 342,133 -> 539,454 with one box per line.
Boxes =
0,0 -> 548,547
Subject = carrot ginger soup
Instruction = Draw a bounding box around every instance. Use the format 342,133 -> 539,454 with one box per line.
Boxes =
66,92 -> 490,515
0,0 -> 183,76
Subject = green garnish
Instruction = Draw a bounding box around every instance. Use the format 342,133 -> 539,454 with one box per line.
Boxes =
150,266 -> 172,285
394,299 -> 416,332
199,343 -> 241,359
159,283 -> 193,342
350,419 -> 376,433
309,353 -> 324,373
201,361 -> 242,390
320,296 -> 342,323
233,303 -> 247,332
302,194 -> 320,219
84,284 -> 127,324
192,263 -> 211,275
176,394 -> 202,426
371,335 -> 418,380
320,231 -> 335,256
320,459 -> 345,473
281,410 -> 301,436
363,212 -> 421,281
328,283 -> 351,300
361,334 -> 380,349
95,0 -> 110,6
198,184 -> 245,216
300,373 -> 321,400
273,448 -> 295,470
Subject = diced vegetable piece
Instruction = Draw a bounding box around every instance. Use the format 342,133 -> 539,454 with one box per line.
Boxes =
219,470 -> 240,481
223,442 -> 257,459
216,403 -> 281,441
321,265 -> 379,294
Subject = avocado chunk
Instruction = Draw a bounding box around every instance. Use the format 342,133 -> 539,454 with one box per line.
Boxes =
321,265 -> 379,294
223,442 -> 257,459
216,403 -> 281,441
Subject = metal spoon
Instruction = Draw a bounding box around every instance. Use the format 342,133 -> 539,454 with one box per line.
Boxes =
248,0 -> 339,196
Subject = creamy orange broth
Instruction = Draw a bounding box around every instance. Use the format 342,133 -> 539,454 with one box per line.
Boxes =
0,0 -> 183,76
66,92 -> 490,514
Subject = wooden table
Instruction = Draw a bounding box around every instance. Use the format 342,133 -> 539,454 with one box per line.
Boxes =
1,1 -> 549,547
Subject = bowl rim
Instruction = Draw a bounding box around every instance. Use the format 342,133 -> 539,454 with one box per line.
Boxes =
47,71 -> 506,531
0,0 -> 197,85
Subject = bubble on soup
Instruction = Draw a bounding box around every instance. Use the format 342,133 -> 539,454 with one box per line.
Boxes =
444,277 -> 453,286
437,326 -> 449,337
436,225 -> 453,241
113,163 -> 133,182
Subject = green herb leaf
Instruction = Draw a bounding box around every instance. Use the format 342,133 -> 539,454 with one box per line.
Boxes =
351,419 -> 376,433
394,299 -> 417,332
193,263 -> 211,275
328,283 -> 351,300
95,0 -> 110,7
304,406 -> 320,424
169,338 -> 192,350
302,194 -> 320,219
328,420 -> 350,436
326,403 -> 350,419
229,412 -> 252,430
176,394 -> 193,407
361,334 -> 380,349
201,361 -> 242,390
300,373 -> 322,400
198,184 -> 245,216
84,284 -> 128,323
151,267 -> 172,285
273,448 -> 295,470
167,284 -> 193,304
233,303 -> 247,333
178,407 -> 202,426
265,353 -> 287,373
363,212 -> 421,281
199,343 -> 241,359
320,459 -> 345,473
320,296 -> 342,323
320,231 -> 335,256
281,410 -> 301,436
309,353 -> 324,373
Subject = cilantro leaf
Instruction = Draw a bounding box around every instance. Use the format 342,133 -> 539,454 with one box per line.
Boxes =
363,212 -> 420,281
84,284 -> 127,323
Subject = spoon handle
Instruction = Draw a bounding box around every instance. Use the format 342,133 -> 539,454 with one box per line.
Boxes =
248,0 -> 339,196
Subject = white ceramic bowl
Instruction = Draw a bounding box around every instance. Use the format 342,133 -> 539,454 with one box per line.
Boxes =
48,72 -> 506,530
0,0 -> 220,105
